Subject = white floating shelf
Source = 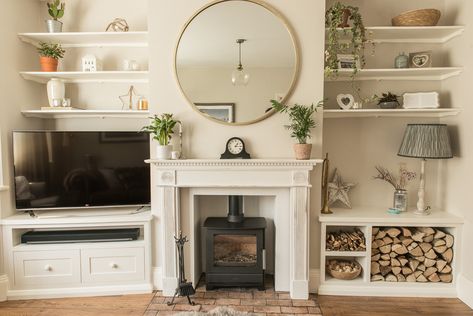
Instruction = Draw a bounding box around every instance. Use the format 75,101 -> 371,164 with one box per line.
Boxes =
323,108 -> 461,119
325,67 -> 462,82
18,31 -> 149,48
21,109 -> 150,119
19,71 -> 149,84
324,251 -> 367,257
328,26 -> 464,44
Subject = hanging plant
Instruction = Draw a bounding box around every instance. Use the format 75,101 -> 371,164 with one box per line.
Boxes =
325,2 -> 367,78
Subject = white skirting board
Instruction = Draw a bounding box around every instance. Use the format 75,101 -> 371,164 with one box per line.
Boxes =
458,274 -> 473,309
153,266 -> 163,290
0,274 -> 8,302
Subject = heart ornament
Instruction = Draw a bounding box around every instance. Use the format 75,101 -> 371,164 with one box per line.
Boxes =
336,94 -> 355,110
412,54 -> 430,68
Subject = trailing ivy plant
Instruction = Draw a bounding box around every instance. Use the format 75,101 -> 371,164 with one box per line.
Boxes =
141,113 -> 179,146
37,42 -> 65,59
270,100 -> 323,144
47,0 -> 65,21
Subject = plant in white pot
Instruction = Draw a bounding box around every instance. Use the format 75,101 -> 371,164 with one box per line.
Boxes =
46,0 -> 65,33
142,113 -> 179,160
271,100 -> 323,160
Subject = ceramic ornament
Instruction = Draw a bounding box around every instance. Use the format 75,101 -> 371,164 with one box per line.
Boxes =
328,168 -> 356,208
336,94 -> 355,110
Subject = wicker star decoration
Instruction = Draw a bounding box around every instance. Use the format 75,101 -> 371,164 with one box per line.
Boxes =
328,168 -> 356,208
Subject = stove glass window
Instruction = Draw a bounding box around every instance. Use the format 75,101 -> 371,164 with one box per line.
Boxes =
213,234 -> 257,267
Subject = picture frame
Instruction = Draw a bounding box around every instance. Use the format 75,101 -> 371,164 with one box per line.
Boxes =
195,103 -> 235,123
337,54 -> 361,70
409,51 -> 432,68
99,132 -> 149,143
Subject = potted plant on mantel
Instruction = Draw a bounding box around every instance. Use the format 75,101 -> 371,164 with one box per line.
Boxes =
37,42 -> 65,72
46,0 -> 65,33
377,92 -> 400,109
141,113 -> 180,160
271,100 -> 323,160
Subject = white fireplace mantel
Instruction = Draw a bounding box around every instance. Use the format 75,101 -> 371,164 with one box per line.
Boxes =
146,159 -> 322,299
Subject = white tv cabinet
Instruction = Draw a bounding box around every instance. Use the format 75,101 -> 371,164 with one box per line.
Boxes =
1,210 -> 153,300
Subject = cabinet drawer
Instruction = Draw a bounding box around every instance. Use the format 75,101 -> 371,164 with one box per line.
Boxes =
81,247 -> 145,284
14,250 -> 81,287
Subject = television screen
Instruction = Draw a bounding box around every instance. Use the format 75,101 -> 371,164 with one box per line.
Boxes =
13,131 -> 150,211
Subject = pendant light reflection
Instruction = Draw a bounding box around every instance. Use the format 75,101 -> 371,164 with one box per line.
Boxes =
231,39 -> 250,86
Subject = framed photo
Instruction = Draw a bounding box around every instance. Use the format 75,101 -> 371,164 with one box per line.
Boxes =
195,103 -> 235,123
337,54 -> 361,69
409,51 -> 432,68
99,132 -> 148,143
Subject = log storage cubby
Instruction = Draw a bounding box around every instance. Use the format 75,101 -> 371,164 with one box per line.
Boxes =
319,207 -> 463,297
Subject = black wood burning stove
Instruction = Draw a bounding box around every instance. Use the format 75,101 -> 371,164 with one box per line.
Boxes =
203,195 -> 266,290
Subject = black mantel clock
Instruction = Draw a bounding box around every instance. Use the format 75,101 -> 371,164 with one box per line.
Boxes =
220,137 -> 251,159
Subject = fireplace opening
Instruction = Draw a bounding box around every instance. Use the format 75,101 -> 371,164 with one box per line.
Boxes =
214,234 -> 257,267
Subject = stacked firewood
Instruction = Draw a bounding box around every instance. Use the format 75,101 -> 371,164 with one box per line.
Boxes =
326,229 -> 366,252
371,227 -> 453,283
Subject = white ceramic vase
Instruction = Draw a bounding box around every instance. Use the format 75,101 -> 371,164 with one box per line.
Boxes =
156,144 -> 172,160
47,78 -> 65,107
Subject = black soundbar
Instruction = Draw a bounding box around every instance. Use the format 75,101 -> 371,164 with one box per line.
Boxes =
21,228 -> 140,244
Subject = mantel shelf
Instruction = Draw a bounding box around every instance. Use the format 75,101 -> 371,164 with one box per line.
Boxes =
20,71 -> 149,84
18,31 -> 149,48
325,67 -> 462,82
327,26 -> 464,44
21,109 -> 150,119
323,108 -> 461,118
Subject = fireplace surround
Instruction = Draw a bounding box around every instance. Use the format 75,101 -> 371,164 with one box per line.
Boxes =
146,159 -> 321,299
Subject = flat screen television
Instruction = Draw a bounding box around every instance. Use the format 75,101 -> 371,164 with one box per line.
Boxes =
13,131 -> 150,211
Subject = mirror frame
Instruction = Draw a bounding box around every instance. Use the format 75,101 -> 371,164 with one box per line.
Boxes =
174,0 -> 300,126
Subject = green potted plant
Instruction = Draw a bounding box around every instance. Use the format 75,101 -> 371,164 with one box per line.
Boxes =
271,100 -> 323,160
141,113 -> 179,160
325,2 -> 367,77
377,92 -> 400,109
45,0 -> 65,33
37,42 -> 65,72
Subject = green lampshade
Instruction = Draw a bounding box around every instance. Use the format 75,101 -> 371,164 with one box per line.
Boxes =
398,124 -> 453,159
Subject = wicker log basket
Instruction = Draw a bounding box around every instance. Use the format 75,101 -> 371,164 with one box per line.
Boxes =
392,9 -> 441,26
327,259 -> 362,280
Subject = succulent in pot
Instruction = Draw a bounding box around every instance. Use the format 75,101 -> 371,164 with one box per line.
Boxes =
45,0 -> 65,33
141,113 -> 180,160
377,92 -> 400,109
37,42 -> 65,72
270,99 -> 323,160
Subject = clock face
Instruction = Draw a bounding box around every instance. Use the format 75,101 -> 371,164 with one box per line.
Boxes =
227,138 -> 244,154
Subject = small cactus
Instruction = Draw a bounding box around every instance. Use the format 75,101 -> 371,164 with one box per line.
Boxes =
47,0 -> 65,21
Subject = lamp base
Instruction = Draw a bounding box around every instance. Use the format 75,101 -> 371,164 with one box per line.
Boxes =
414,208 -> 431,216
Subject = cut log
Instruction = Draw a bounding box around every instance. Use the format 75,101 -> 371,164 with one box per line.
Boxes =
397,274 -> 406,282
436,260 -> 447,272
392,267 -> 402,275
402,267 -> 413,275
392,244 -> 408,255
379,260 -> 390,267
428,273 -> 440,282
423,235 -> 434,243
402,227 -> 412,237
393,237 -> 401,244
390,251 -> 398,258
417,274 -> 428,282
434,245 -> 448,254
415,256 -> 425,262
380,245 -> 391,254
399,257 -> 409,267
372,227 -> 380,236
412,232 -> 425,242
433,239 -> 446,247
380,265 -> 392,276
424,258 -> 436,268
371,262 -> 380,275
434,230 -> 446,239
414,270 -> 423,278
409,259 -> 420,271
424,248 -> 437,260
442,248 -> 453,263
445,234 -> 454,248
381,254 -> 391,261
441,265 -> 452,274
371,254 -> 381,262
391,258 -> 401,267
383,236 -> 393,245
371,274 -> 384,282
376,230 -> 387,240
406,273 -> 416,282
386,274 -> 398,282
401,237 -> 414,247
420,242 -> 433,253
419,227 -> 435,236
440,274 -> 453,283
417,263 -> 426,272
386,228 -> 401,238
409,246 -> 423,257
372,248 -> 380,255
424,267 -> 437,277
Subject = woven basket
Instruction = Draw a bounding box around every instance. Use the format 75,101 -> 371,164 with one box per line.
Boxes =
327,260 -> 362,280
392,9 -> 441,26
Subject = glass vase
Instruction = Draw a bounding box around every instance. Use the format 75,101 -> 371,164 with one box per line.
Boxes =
393,189 -> 408,212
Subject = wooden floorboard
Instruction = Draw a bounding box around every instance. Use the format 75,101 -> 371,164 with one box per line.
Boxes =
318,295 -> 473,316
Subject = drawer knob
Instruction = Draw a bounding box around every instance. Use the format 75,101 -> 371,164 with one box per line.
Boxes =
44,265 -> 52,272
110,263 -> 118,269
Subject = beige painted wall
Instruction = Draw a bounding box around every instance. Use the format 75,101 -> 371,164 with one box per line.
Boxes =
442,0 -> 473,283
148,0 -> 326,269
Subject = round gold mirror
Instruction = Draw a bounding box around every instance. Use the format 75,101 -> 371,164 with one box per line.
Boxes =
175,0 -> 299,125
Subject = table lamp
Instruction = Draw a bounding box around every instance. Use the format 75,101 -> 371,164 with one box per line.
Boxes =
398,124 -> 453,215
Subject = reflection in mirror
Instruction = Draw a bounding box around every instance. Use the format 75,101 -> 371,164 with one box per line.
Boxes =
176,0 -> 298,125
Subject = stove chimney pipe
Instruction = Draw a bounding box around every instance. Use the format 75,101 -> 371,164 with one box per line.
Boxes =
227,195 -> 244,223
